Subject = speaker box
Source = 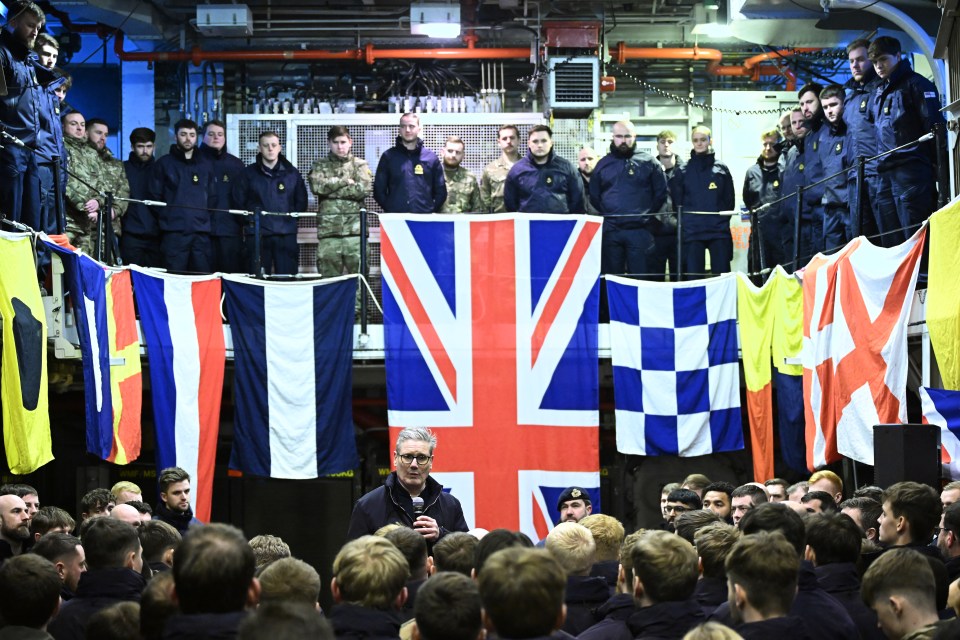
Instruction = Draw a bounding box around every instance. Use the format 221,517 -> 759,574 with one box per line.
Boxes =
873,424 -> 941,489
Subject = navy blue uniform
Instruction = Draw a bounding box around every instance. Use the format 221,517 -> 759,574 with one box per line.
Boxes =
672,151 -> 735,276
873,59 -> 945,242
503,150 -> 584,214
373,137 -> 446,213
843,70 -> 881,238
742,157 -> 784,269
818,119 -> 852,251
589,143 -> 667,278
122,152 -> 161,267
780,130 -> 824,268
200,144 -> 246,273
35,71 -> 67,237
149,145 -> 216,272
649,157 -> 684,281
232,153 -> 308,276
0,30 -> 47,228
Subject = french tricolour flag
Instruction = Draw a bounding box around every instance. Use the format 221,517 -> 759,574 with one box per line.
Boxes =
131,269 -> 225,522
222,275 -> 359,479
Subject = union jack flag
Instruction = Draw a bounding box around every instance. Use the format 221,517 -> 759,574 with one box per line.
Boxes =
380,213 -> 602,540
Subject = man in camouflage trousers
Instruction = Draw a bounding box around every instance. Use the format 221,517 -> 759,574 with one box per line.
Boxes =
439,136 -> 482,214
308,125 -> 371,276
86,118 -> 129,259
62,112 -> 127,257
480,124 -> 520,213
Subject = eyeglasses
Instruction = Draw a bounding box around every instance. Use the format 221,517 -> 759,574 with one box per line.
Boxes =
665,505 -> 692,514
397,453 -> 433,465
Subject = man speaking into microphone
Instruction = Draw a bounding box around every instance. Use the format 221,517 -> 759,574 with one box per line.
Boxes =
346,427 -> 469,542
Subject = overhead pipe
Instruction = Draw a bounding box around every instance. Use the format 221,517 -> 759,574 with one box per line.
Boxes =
114,32 -> 533,66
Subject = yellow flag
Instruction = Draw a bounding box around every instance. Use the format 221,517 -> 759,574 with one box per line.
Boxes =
928,198 -> 960,389
0,233 -> 52,474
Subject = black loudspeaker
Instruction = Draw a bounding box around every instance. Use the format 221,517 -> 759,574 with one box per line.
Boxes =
873,424 -> 941,489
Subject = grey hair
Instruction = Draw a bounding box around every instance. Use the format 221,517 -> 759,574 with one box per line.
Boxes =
395,427 -> 437,454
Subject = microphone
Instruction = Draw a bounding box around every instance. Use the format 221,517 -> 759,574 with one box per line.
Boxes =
412,496 -> 424,517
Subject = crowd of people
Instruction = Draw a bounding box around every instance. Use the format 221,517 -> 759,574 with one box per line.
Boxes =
2,0 -> 945,283
2,427 -> 958,639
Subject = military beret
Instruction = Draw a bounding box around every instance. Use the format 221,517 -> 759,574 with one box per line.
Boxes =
557,487 -> 592,511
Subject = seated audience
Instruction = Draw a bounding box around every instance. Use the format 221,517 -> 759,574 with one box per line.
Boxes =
694,523 -> 740,616
430,531 -> 477,577
0,554 -> 63,639
477,547 -> 567,640
84,601 -> 140,640
544,522 -> 608,635
257,557 -> 321,609
329,535 -> 409,640
675,509 -> 721,545
384,526 -> 431,622
249,534 -> 291,573
238,602 -> 332,640
411,572 -> 483,640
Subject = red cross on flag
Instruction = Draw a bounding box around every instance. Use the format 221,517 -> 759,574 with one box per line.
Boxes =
802,228 -> 926,470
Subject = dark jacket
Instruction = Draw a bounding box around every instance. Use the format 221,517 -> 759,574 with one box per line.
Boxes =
503,150 -> 584,214
735,616 -> 813,640
232,153 -> 308,236
817,119 -> 849,208
35,72 -> 67,169
577,593 -> 635,640
874,59 -> 945,170
589,144 -> 667,229
48,568 -> 146,640
345,472 -> 469,541
373,137 -> 446,213
843,70 -> 881,177
123,152 -> 160,237
945,555 -> 960,584
626,598 -> 705,639
694,575 -> 728,616
154,501 -> 202,537
200,145 -> 246,237
814,561 -> 885,640
654,157 -> 685,236
161,611 -> 248,640
671,151 -> 735,241
0,30 -> 46,145
328,603 -> 402,640
780,140 -> 814,224
590,559 -> 619,592
149,145 -> 216,233
799,117 -> 827,208
742,157 -> 782,218
0,628 -> 53,640
561,575 -> 610,636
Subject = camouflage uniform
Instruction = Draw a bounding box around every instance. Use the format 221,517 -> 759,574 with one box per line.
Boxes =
480,156 -> 516,213
64,135 -> 102,254
98,146 -> 130,242
440,165 -> 482,214
308,151 -> 371,276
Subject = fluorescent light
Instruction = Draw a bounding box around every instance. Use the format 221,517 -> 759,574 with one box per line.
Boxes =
410,1 -> 461,39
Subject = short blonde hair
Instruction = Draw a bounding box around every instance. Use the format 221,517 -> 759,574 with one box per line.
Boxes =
808,470 -> 843,496
579,514 -> 624,562
691,125 -> 712,138
333,536 -> 409,610
545,522 -> 596,576
110,481 -> 141,500
683,622 -> 745,640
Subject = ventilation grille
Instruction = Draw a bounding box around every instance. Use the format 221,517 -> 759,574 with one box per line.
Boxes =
546,57 -> 599,109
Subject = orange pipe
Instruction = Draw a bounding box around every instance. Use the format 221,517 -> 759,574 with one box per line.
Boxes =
613,43 -> 723,64
114,32 -> 530,66
742,48 -> 820,69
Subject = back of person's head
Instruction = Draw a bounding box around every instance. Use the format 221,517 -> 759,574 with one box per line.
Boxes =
332,535 -> 410,611
853,485 -> 884,502
667,488 -> 703,511
473,528 -> 533,577
694,522 -> 740,580
257,557 -> 321,608
801,490 -> 838,513
83,517 -> 141,571
139,520 -> 181,564
839,496 -> 882,537
681,474 -> 711,494
682,621 -> 746,640
731,484 -> 768,505
140,571 -> 178,640
478,547 -> 565,639
30,506 -> 76,539
432,531 -> 477,576
882,481 -> 941,543
85,601 -> 140,640
126,500 -> 152,516
385,526 -> 430,580
739,502 -> 806,556
0,554 -> 62,628
81,487 -> 114,518
631,530 -> 698,603
0,482 -> 37,498
173,523 -> 256,615
31,531 -> 82,563
239,601 -> 333,640
804,513 -> 862,565
545,521 -> 596,576
675,509 -> 721,544
249,534 -> 291,571
414,572 -> 482,640
579,514 -> 624,562
619,530 -> 644,587
862,548 -> 935,612
726,531 -> 799,618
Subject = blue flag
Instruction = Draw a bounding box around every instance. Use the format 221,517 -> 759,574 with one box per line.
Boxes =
222,275 -> 359,478
45,240 -> 113,460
